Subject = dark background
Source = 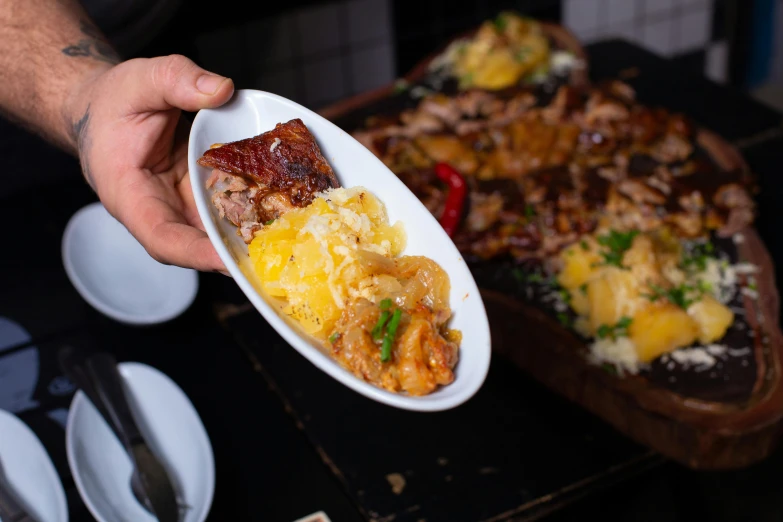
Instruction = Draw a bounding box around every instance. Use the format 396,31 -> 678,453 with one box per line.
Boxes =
2,1 -> 783,521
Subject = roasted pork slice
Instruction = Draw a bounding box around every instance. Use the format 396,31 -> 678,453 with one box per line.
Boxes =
199,118 -> 340,242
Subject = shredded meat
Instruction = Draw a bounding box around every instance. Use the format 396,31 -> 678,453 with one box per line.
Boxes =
351,80 -> 756,261
199,118 -> 340,242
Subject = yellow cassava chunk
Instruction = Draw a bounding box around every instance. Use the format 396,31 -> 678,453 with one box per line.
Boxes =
587,268 -> 639,333
688,295 -> 734,344
558,243 -> 601,290
629,303 -> 699,363
248,187 -> 406,338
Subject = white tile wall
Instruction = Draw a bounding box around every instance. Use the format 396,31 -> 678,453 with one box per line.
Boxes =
194,0 -> 395,110
349,42 -> 396,93
606,0 -> 637,26
643,17 -> 675,56
296,4 -> 342,57
643,0 -> 676,17
562,0 -> 723,63
677,6 -> 712,53
346,0 -> 391,44
303,55 -> 347,107
244,14 -> 294,67
563,0 -> 602,41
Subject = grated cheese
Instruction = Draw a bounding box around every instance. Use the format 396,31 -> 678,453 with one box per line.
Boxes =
588,337 -> 642,376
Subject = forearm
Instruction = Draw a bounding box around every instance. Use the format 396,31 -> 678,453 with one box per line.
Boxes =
0,0 -> 118,154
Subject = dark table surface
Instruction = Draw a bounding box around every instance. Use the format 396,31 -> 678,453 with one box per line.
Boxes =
2,39 -> 783,522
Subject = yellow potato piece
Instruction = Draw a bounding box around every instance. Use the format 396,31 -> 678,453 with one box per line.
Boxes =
587,267 -> 639,333
688,295 -> 734,344
557,243 -> 601,290
248,187 -> 406,340
629,304 -> 700,363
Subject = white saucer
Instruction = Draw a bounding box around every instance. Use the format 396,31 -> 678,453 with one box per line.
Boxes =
61,202 -> 199,325
0,409 -> 68,522
66,362 -> 214,522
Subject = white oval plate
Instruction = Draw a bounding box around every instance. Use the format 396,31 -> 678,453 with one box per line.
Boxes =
188,89 -> 491,411
66,362 -> 214,522
62,202 -> 199,326
0,409 -> 68,522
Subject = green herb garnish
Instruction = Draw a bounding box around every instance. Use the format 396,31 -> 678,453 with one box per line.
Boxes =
580,240 -> 590,251
748,281 -> 758,291
379,298 -> 392,310
579,283 -> 588,295
525,204 -> 536,220
596,229 -> 639,268
528,272 -> 545,284
329,332 -> 340,344
380,309 -> 403,363
596,316 -> 632,340
381,336 -> 393,362
644,283 -> 701,309
265,219 -> 275,225
386,308 -> 403,337
493,13 -> 508,31
681,240 -> 715,272
558,288 -> 571,304
557,312 -> 572,327
372,310 -> 390,340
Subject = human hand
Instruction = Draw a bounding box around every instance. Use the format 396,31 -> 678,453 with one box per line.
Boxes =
68,54 -> 234,273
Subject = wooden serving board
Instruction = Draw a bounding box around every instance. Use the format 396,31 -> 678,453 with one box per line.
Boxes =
317,27 -> 783,469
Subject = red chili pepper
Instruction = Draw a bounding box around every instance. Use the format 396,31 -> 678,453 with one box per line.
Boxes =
434,162 -> 467,237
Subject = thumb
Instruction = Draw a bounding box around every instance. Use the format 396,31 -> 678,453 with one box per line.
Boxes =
121,54 -> 234,114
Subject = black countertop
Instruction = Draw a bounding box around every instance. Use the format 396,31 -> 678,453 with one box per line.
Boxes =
1,39 -> 782,521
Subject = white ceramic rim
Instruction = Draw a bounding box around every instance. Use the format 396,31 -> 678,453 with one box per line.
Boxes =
0,409 -> 69,522
61,202 -> 200,326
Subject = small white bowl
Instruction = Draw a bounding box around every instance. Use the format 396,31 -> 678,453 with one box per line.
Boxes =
188,89 -> 491,412
0,409 -> 68,522
66,362 -> 214,522
61,202 -> 199,325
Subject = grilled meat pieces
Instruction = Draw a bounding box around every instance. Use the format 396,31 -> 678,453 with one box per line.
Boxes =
353,81 -> 756,262
199,118 -> 340,242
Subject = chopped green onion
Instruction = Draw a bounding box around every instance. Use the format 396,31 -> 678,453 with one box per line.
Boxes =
379,298 -> 392,310
596,229 -> 639,268
372,311 -> 390,340
580,240 -> 589,251
386,309 -> 403,337
329,332 -> 339,344
379,309 -> 403,362
380,336 -> 393,362
596,316 -> 632,340
265,219 -> 275,225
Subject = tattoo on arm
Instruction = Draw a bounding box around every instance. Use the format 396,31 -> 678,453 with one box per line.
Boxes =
61,20 -> 120,65
71,105 -> 96,189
